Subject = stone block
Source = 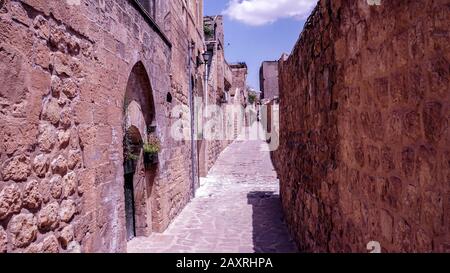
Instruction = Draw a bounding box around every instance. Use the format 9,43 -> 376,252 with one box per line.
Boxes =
1,125 -> 26,156
1,155 -> 31,182
51,155 -> 68,176
82,144 -> 109,169
62,171 -> 78,198
73,100 -> 93,125
23,180 -> 42,210
42,235 -> 59,253
38,202 -> 60,231
0,184 -> 22,220
0,226 -> 7,253
38,123 -> 57,153
68,149 -> 82,170
423,102 -> 445,143
401,147 -> 415,178
49,175 -> 63,200
77,125 -> 96,148
58,224 -> 74,248
42,98 -> 61,125
33,154 -> 49,178
402,111 -> 422,141
367,145 -> 380,171
0,43 -> 28,104
381,146 -> 396,172
8,213 -> 38,248
58,129 -> 71,148
59,199 -> 76,223
380,209 -> 394,244
60,106 -> 73,128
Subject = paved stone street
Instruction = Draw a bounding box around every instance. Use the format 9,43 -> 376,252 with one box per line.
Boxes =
127,136 -> 298,253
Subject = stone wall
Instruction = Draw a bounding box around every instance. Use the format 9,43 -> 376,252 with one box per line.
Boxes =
161,0 -> 205,230
230,63 -> 249,136
259,61 -> 279,100
230,63 -> 248,101
275,0 -> 449,252
202,15 -> 234,176
0,0 -> 197,253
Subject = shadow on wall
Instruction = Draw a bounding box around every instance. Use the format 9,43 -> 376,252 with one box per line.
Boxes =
247,191 -> 298,253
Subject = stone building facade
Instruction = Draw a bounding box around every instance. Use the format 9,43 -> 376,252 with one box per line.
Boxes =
164,0 -> 207,227
229,62 -> 248,105
259,61 -> 279,100
201,15 -> 234,176
229,62 -> 249,137
0,0 -> 229,253
274,0 -> 450,252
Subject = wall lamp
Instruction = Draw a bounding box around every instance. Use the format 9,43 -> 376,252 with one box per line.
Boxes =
202,51 -> 212,65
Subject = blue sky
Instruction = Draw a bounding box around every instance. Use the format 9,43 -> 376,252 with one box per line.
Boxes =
204,0 -> 315,89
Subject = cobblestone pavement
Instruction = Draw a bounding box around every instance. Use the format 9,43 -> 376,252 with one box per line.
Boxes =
127,136 -> 298,253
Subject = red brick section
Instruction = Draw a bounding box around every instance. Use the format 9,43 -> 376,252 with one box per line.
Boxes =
274,0 -> 449,252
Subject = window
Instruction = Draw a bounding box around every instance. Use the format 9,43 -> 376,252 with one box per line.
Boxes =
137,0 -> 156,19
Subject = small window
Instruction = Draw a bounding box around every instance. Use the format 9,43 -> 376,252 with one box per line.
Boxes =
166,92 -> 173,103
138,0 -> 156,19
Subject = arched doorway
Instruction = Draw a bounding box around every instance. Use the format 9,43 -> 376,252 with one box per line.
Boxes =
123,62 -> 157,240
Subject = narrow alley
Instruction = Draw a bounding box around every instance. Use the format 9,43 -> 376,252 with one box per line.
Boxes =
0,0 -> 447,256
128,134 -> 297,253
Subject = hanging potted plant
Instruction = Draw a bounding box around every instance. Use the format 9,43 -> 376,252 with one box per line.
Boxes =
143,134 -> 160,168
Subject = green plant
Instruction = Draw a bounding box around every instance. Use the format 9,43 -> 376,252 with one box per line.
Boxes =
125,152 -> 139,161
204,24 -> 213,38
143,134 -> 160,155
123,128 -> 140,161
248,93 -> 257,104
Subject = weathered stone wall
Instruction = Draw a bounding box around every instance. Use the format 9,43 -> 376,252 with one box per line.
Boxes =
159,0 -> 206,231
230,63 -> 249,136
203,15 -> 233,175
276,0 -> 449,252
0,0 -> 192,253
259,61 -> 279,100
230,63 -> 247,101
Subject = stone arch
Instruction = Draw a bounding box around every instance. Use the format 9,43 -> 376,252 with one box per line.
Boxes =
124,62 -> 155,124
123,61 -> 158,240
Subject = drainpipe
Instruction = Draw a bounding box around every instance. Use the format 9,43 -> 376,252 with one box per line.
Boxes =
188,41 -> 196,198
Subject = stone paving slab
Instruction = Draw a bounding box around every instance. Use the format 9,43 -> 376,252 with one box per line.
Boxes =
127,138 -> 298,253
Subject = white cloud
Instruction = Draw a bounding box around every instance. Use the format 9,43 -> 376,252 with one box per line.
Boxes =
223,0 -> 317,26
